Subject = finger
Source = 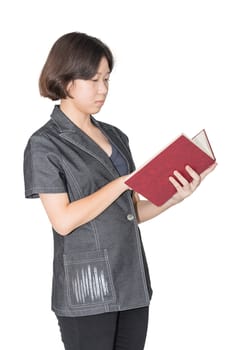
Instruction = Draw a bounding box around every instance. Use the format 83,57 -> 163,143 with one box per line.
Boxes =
168,175 -> 182,190
173,170 -> 189,186
185,165 -> 201,182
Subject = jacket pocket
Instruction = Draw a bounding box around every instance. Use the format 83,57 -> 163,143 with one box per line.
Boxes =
63,249 -> 116,308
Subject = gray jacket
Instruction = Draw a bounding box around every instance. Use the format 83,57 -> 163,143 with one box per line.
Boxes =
24,105 -> 152,317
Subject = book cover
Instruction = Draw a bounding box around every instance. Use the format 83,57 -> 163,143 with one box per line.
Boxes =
125,129 -> 216,206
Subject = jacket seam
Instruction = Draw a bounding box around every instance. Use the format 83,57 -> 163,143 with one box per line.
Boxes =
61,158 -> 81,198
52,301 -> 149,314
90,220 -> 100,251
127,195 -> 150,303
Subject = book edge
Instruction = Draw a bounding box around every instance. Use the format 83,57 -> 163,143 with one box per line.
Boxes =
125,129 -> 215,183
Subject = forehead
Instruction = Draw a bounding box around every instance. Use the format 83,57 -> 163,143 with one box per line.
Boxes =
96,57 -> 110,74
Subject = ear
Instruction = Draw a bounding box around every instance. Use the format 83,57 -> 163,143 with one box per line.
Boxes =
66,80 -> 74,92
65,80 -> 75,99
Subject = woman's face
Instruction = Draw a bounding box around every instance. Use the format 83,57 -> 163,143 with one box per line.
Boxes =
66,57 -> 110,117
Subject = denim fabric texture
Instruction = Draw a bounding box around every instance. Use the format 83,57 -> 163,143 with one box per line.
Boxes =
24,105 -> 152,317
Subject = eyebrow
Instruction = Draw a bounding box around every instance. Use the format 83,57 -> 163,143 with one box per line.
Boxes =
96,71 -> 111,75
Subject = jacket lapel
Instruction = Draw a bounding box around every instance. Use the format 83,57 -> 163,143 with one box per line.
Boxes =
51,106 -> 134,178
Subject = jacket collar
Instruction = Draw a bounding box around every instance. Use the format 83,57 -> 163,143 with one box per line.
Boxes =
51,105 -> 82,132
50,105 -> 133,175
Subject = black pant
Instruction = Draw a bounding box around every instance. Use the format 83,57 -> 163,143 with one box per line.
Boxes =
57,306 -> 149,350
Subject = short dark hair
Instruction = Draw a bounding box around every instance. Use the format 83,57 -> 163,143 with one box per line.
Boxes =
39,32 -> 114,100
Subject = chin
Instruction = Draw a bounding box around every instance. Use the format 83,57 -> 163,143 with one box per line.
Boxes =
92,107 -> 103,115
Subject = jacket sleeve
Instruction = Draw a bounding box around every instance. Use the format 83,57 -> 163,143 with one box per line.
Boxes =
23,133 -> 67,198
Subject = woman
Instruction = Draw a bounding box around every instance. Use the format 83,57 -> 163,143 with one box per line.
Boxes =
23,32 -> 216,350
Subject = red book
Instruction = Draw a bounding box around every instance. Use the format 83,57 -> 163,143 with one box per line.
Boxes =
125,129 -> 216,206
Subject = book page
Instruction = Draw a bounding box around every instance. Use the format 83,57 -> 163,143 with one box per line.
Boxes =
192,130 -> 215,159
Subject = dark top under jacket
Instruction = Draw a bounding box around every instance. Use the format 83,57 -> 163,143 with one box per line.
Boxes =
24,105 -> 152,317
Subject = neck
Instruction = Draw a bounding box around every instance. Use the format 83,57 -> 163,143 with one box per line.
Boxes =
60,100 -> 92,131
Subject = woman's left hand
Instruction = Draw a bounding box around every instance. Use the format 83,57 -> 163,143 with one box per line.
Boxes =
168,162 -> 217,204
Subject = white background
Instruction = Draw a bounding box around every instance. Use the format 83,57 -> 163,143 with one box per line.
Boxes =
1,0 -> 242,349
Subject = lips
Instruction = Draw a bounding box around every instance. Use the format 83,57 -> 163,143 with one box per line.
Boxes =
95,100 -> 105,106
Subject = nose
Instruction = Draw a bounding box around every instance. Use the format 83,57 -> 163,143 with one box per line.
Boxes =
98,80 -> 108,95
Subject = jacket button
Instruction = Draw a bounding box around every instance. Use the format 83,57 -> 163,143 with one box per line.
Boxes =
127,214 -> 134,221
